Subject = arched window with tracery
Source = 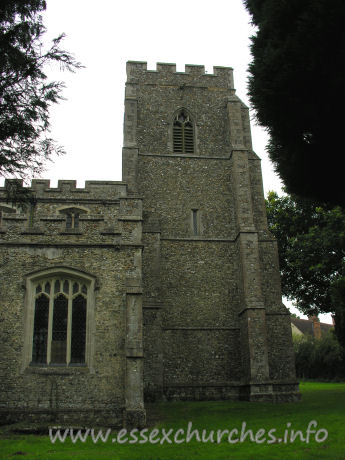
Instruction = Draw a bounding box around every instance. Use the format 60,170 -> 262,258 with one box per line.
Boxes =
173,109 -> 194,154
31,276 -> 89,366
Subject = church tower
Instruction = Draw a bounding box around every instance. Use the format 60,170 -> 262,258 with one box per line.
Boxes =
123,61 -> 299,402
0,61 -> 299,430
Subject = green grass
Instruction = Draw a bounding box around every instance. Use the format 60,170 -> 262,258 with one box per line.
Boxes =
1,382 -> 345,459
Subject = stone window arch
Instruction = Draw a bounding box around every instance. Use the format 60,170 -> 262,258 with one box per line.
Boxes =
23,267 -> 96,370
58,206 -> 89,230
172,109 -> 195,154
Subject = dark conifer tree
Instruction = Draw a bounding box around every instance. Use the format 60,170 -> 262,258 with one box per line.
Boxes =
0,0 -> 82,178
244,0 -> 345,206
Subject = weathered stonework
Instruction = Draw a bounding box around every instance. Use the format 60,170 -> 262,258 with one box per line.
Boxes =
0,61 -> 299,428
0,180 -> 145,427
123,61 -> 299,403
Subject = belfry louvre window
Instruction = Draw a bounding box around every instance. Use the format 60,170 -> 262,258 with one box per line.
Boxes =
31,278 -> 88,365
173,110 -> 194,154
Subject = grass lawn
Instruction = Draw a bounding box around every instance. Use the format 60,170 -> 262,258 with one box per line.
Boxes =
0,382 -> 345,459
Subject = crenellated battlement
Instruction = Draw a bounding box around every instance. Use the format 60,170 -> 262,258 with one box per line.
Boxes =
0,178 -> 142,245
0,179 -> 129,200
126,61 -> 234,89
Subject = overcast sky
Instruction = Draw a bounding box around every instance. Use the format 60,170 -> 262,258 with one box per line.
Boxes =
1,0 -> 332,323
38,0 -> 283,191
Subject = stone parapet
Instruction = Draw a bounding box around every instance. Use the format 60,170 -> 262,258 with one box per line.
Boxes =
0,178 -> 143,246
0,179 -> 128,200
126,61 -> 234,89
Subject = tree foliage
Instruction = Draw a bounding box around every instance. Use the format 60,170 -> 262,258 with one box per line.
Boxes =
244,0 -> 345,206
330,279 -> 345,351
266,191 -> 345,345
293,332 -> 344,380
0,0 -> 82,178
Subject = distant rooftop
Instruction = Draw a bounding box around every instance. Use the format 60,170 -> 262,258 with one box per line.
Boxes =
291,317 -> 333,336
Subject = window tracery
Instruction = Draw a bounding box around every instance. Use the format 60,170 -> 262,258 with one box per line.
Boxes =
32,278 -> 88,365
173,109 -> 194,154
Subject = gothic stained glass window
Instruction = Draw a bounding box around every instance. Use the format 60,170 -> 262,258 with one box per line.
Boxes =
44,282 -> 50,294
51,294 -> 68,364
71,295 -> 86,363
173,110 -> 194,154
31,278 -> 88,366
32,295 -> 49,364
63,280 -> 69,294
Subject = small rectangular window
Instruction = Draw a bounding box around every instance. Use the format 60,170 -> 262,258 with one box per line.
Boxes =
192,209 -> 199,236
66,213 -> 72,229
74,213 -> 79,229
65,211 -> 80,229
